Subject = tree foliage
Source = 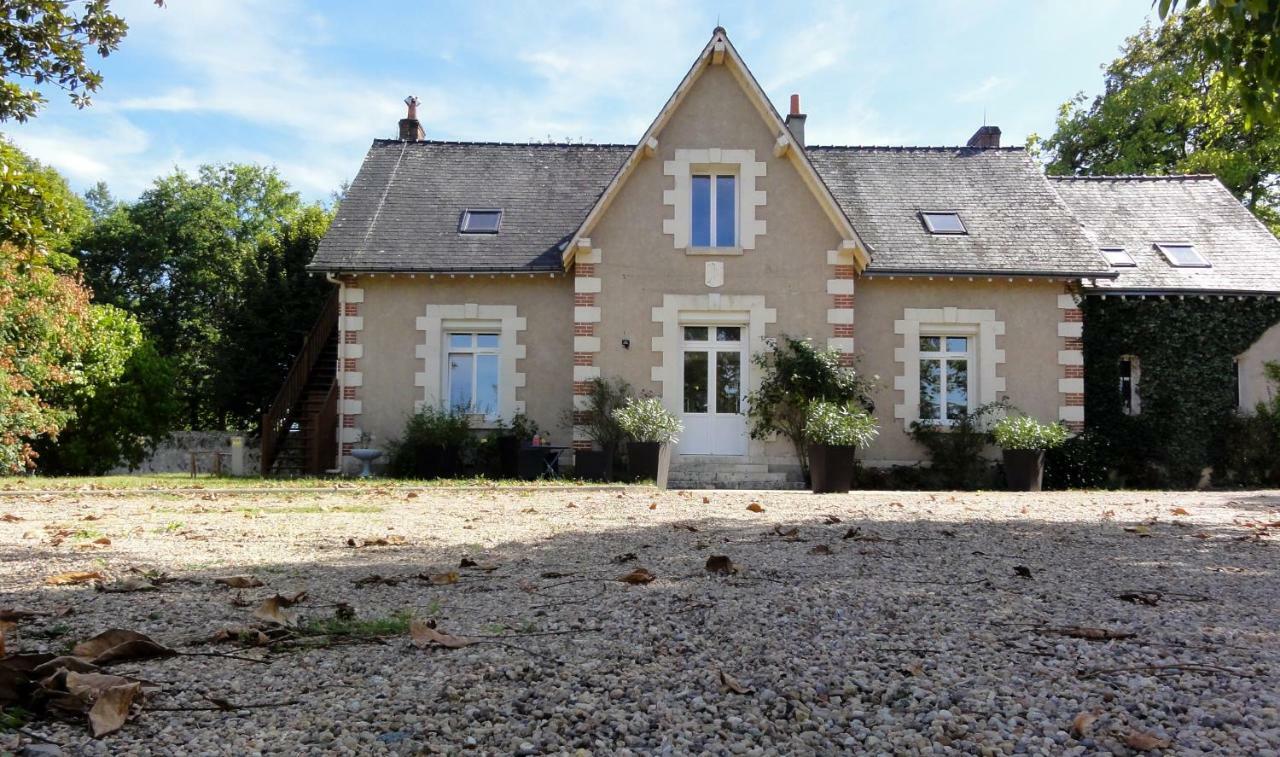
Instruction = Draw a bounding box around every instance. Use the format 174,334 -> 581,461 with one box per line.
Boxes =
1035,9 -> 1280,231
0,0 -> 135,123
0,135 -> 89,258
1159,0 -> 1280,126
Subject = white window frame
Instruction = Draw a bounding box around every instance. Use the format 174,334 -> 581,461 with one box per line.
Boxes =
917,332 -> 976,424
1119,354 -> 1141,416
415,304 -> 526,427
662,149 -> 767,252
1154,241 -> 1210,268
920,211 -> 967,235
444,330 -> 501,418
691,172 -> 738,248
459,209 -> 503,234
1101,247 -> 1136,267
893,307 -> 1006,431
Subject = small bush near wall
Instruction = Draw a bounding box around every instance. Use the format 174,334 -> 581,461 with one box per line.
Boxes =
387,407 -> 474,478
1044,431 -> 1113,490
1082,297 -> 1280,488
1210,362 -> 1280,486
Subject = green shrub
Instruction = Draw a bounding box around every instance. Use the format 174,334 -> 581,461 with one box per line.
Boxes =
1211,360 -> 1280,486
909,402 -> 1003,490
747,336 -> 877,474
387,406 -> 473,478
992,415 -> 1069,450
571,376 -> 631,452
1044,431 -> 1113,490
613,397 -> 682,444
804,401 -> 879,448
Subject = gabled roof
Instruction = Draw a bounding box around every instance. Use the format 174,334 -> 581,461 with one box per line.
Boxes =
557,27 -> 870,268
807,146 -> 1115,278
1051,175 -> 1280,294
309,140 -> 629,273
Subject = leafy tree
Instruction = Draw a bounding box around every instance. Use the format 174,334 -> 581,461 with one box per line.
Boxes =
1159,0 -> 1280,126
746,336 -> 876,475
1034,9 -> 1280,231
0,135 -> 90,259
0,0 -> 135,123
76,164 -> 307,429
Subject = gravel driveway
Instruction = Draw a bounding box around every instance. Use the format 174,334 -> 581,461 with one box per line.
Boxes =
1,486 -> 1277,755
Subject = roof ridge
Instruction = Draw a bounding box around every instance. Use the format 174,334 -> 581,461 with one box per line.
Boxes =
805,145 -> 1026,152
372,138 -> 635,149
1048,173 -> 1219,182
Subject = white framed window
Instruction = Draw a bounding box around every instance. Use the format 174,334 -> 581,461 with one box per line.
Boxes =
445,332 -> 500,415
1154,242 -> 1210,268
1101,247 -> 1136,267
459,209 -> 502,234
691,173 -> 736,247
918,334 -> 973,422
1119,354 -> 1140,415
920,211 -> 966,235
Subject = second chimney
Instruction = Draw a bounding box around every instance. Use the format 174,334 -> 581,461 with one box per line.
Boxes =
966,125 -> 1001,149
399,95 -> 425,141
785,93 -> 806,148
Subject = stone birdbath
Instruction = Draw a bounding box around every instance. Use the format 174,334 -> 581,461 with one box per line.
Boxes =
351,448 -> 383,478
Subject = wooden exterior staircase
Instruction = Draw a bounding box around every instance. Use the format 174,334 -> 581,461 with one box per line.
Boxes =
261,290 -> 339,476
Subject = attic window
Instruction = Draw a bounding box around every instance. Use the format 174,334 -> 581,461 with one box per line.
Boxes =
921,211 -> 966,235
1101,247 -> 1136,267
1154,242 -> 1209,268
459,209 -> 502,234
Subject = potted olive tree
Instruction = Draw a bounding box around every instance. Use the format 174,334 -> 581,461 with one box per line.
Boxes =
568,377 -> 630,481
613,397 -> 683,489
992,414 -> 1069,492
805,400 -> 879,493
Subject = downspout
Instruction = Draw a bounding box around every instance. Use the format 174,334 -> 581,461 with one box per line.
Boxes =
326,272 -> 345,473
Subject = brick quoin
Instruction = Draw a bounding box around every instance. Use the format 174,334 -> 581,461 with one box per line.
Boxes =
344,332 -> 358,344
1063,337 -> 1084,350
343,415 -> 356,428
575,263 -> 596,277
1063,309 -> 1083,322
573,352 -> 594,366
343,387 -> 357,399
833,265 -> 856,279
833,324 -> 854,338
572,381 -> 592,395
1065,421 -> 1085,433
343,303 -> 359,316
1064,365 -> 1084,379
573,323 -> 595,336
832,294 -> 854,308
572,440 -> 593,451
343,358 -> 358,371
341,443 -> 353,456
1065,393 -> 1084,406
838,354 -> 855,367
572,411 -> 592,425
574,293 -> 596,307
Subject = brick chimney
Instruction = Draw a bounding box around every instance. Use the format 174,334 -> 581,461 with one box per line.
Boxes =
966,125 -> 1001,149
398,95 -> 425,141
785,93 -> 806,148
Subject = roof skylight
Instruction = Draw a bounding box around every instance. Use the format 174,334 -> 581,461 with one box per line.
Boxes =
1154,242 -> 1209,268
921,211 -> 966,235
459,209 -> 502,234
1101,247 -> 1136,267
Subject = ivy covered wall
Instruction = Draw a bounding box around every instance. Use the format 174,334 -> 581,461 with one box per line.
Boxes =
1081,295 -> 1280,487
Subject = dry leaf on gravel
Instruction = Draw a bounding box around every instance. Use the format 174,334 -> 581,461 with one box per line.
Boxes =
252,594 -> 306,627
1070,711 -> 1097,737
0,609 -> 43,622
824,514 -> 842,524
214,575 -> 264,589
773,525 -> 799,540
92,537 -> 111,545
46,570 -> 104,586
72,629 -> 176,664
1124,525 -> 1153,537
619,567 -> 656,585
611,552 -> 638,564
672,523 -> 698,532
346,535 -> 406,548
746,503 -> 764,513
719,670 -> 753,694
1171,507 -> 1191,516
705,555 -> 738,575
702,496 -> 710,504
458,558 -> 499,571
1047,626 -> 1135,641
0,513 -> 22,522
1014,565 -> 1033,579
88,681 -> 142,737
842,527 -> 884,542
1124,729 -> 1172,751
1116,591 -> 1161,606
409,619 -> 475,649
96,576 -> 155,593
355,574 -> 402,587
421,571 -> 458,585
649,503 -> 656,510
808,544 -> 832,556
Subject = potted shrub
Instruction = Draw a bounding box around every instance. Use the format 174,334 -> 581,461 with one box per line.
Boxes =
804,400 -> 879,493
493,413 -> 540,478
387,406 -> 473,479
570,377 -> 630,481
613,397 -> 683,488
992,414 -> 1069,492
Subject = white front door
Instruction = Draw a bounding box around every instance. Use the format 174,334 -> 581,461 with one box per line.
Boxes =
678,325 -> 748,456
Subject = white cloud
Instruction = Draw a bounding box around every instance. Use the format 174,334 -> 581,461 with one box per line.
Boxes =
953,75 -> 1012,104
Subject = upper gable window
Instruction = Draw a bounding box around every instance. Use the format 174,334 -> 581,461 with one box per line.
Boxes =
921,211 -> 966,235
1101,247 -> 1136,267
1154,242 -> 1209,268
459,209 -> 502,234
692,174 -> 736,247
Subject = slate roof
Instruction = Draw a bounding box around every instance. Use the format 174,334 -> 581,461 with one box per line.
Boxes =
310,140 -> 630,272
806,146 -> 1113,277
1050,176 -> 1280,294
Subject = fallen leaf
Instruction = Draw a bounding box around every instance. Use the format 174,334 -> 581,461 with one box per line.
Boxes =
1070,711 -> 1097,737
1051,626 -> 1135,641
649,503 -> 656,510
823,514 -> 842,524
619,567 -> 656,585
705,555 -> 738,575
0,608 -> 43,622
719,669 -> 753,694
64,671 -> 135,699
422,571 -> 458,585
1116,591 -> 1161,606
702,496 -> 710,504
92,537 -> 111,546
96,576 -> 155,593
72,629 -> 176,664
0,620 -> 10,655
0,513 -> 22,522
405,491 -> 418,499
611,552 -> 638,564
746,503 -> 764,513
89,681 -> 142,737
253,595 -> 303,627
1124,525 -> 1152,537
773,525 -> 799,540
354,574 -> 401,587
843,527 -> 884,542
672,523 -> 698,532
1170,507 -> 1191,516
900,662 -> 925,677
808,544 -> 832,556
1124,729 -> 1172,751
1013,565 -> 1033,579
46,570 -> 105,586
214,575 -> 264,589
409,619 -> 475,649
347,535 -> 406,548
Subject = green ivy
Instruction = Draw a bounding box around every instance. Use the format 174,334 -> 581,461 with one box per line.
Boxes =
1081,296 -> 1280,487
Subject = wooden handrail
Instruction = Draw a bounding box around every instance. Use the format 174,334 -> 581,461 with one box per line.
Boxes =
307,380 -> 338,475
261,288 -> 339,474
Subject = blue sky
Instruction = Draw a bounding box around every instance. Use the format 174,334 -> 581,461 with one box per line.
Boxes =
5,0 -> 1155,202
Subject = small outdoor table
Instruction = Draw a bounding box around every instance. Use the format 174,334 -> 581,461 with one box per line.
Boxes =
518,445 -> 568,479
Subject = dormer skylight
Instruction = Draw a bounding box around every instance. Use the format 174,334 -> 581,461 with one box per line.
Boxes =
1154,241 -> 1209,268
1101,247 -> 1136,267
459,209 -> 502,234
921,211 -> 966,235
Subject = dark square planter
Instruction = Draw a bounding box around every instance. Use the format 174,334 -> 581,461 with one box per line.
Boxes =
573,449 -> 613,482
1003,448 -> 1045,491
627,441 -> 671,488
495,436 -> 520,479
807,443 -> 856,494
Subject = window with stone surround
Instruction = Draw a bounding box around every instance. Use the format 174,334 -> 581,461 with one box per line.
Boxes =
691,173 -> 736,247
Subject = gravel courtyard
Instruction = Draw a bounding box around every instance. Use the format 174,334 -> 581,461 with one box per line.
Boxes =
1,485 -> 1277,755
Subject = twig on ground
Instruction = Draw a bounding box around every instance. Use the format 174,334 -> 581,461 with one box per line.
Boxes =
17,728 -> 62,747
1078,663 -> 1251,679
148,699 -> 300,712
177,650 -> 271,664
